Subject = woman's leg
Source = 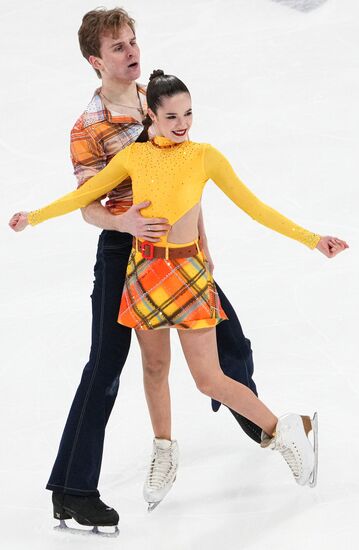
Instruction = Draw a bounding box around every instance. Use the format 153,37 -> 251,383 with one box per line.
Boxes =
135,328 -> 179,509
178,327 -> 277,435
135,328 -> 171,440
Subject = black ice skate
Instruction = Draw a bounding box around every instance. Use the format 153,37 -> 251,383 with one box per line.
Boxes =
52,492 -> 119,537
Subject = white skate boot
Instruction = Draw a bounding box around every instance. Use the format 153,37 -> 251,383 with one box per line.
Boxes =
261,412 -> 318,487
143,438 -> 179,512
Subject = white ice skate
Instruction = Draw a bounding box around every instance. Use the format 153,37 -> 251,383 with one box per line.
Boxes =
143,438 -> 179,512
261,412 -> 318,487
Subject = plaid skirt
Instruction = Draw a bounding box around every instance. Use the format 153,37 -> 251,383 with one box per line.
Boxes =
117,246 -> 228,330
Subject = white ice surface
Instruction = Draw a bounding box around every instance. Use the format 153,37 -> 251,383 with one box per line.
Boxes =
1,0 -> 358,549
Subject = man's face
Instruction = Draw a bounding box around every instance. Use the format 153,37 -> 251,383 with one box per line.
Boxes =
90,24 -> 141,81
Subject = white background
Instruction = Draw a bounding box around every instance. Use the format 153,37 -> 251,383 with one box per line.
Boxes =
1,0 -> 358,549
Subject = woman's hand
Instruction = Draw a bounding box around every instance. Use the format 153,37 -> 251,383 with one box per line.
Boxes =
8,211 -> 30,232
201,241 -> 215,274
316,236 -> 349,258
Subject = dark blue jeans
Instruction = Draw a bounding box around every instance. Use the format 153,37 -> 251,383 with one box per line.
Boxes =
46,230 -> 261,497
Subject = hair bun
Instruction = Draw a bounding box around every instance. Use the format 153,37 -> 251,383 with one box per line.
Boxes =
149,69 -> 165,81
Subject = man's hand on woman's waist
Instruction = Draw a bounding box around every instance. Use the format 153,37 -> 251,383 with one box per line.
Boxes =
82,199 -> 171,240
113,200 -> 171,241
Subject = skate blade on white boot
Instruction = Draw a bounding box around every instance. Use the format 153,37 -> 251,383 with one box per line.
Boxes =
146,476 -> 177,512
146,474 -> 177,513
144,439 -> 179,512
54,519 -> 119,537
307,412 -> 318,488
147,501 -> 161,513
262,412 -> 318,487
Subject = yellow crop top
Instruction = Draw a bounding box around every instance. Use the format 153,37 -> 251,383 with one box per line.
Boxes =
28,136 -> 321,250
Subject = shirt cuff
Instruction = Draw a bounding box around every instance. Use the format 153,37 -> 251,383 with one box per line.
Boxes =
27,210 -> 41,226
305,233 -> 322,250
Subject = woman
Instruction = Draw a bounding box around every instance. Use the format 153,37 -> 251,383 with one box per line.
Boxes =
9,70 -> 348,509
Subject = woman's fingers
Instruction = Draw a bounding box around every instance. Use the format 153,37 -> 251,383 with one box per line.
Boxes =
330,237 -> 349,248
328,244 -> 346,258
336,239 -> 349,248
9,214 -> 19,225
319,236 -> 349,258
9,217 -> 20,230
8,212 -> 29,232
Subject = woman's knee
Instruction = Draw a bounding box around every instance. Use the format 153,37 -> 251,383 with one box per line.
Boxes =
142,356 -> 170,379
195,372 -> 224,398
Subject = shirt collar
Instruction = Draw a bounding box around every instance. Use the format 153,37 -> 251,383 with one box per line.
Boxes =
82,83 -> 147,128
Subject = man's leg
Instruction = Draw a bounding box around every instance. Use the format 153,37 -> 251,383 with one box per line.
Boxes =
214,281 -> 262,443
46,231 -> 133,496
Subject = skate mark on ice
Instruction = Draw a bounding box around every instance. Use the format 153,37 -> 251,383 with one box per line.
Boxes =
271,0 -> 328,12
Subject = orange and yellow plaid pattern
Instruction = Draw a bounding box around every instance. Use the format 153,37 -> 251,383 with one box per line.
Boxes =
118,247 -> 228,330
70,84 -> 147,214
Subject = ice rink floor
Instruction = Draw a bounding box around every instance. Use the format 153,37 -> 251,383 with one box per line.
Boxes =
1,0 -> 358,549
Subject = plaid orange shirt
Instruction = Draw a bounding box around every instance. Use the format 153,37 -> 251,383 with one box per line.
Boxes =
70,84 -> 147,214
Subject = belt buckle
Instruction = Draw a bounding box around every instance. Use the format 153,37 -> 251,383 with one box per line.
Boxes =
141,241 -> 154,260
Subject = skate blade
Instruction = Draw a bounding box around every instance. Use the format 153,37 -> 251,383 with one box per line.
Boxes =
146,474 -> 177,513
308,412 -> 318,488
54,520 -> 119,537
147,501 -> 161,513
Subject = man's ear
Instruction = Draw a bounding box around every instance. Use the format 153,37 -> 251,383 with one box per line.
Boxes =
88,55 -> 103,72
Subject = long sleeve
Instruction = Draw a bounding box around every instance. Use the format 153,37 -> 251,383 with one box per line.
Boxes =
28,145 -> 132,226
70,121 -> 107,188
203,144 -> 321,249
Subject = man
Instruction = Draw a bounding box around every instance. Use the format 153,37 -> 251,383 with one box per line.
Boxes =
44,7 -> 261,528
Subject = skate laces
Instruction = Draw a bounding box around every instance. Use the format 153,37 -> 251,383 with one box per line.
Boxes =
270,433 -> 302,479
147,446 -> 176,490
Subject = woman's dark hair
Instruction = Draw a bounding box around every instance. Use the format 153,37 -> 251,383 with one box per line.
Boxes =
136,69 -> 190,142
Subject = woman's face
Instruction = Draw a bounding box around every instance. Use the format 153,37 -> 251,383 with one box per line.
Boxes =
148,92 -> 193,143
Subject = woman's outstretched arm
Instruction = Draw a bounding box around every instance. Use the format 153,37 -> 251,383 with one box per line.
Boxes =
204,144 -> 324,249
13,145 -> 133,228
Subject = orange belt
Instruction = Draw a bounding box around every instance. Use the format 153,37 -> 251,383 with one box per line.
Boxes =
133,237 -> 201,260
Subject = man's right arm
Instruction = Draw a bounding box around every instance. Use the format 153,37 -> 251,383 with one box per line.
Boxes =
71,125 -> 171,240
81,198 -> 168,239
70,124 -> 122,229
81,199 -> 123,231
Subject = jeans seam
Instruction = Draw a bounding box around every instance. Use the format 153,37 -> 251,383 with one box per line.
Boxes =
63,251 -> 107,490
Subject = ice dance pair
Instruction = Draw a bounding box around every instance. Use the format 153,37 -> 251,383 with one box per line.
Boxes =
12,69 -> 347,533
9,7 -> 348,537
